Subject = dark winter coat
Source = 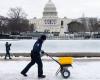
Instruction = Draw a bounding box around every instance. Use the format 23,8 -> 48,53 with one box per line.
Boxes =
31,38 -> 43,58
5,43 -> 11,51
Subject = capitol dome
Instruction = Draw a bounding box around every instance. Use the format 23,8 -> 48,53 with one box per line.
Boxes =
43,0 -> 58,17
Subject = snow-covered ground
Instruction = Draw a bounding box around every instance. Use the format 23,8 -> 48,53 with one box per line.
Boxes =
0,39 -> 100,53
0,39 -> 100,80
0,57 -> 100,80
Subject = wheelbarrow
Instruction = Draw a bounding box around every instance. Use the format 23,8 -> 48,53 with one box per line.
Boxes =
44,52 -> 73,79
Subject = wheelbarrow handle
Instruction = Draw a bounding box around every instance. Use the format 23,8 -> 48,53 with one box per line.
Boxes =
44,52 -> 60,65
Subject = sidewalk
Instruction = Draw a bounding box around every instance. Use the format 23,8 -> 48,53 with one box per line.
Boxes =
0,57 -> 100,80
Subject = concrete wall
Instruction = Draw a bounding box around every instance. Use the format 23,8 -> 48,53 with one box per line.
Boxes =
1,52 -> 100,57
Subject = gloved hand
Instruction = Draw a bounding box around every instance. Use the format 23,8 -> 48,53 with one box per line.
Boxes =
40,50 -> 45,57
41,50 -> 45,54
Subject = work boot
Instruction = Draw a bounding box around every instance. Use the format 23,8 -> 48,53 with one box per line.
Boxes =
21,72 -> 27,77
4,58 -> 6,60
38,75 -> 46,78
9,58 -> 12,59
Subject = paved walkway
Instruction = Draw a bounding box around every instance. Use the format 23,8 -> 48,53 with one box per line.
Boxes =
0,57 -> 100,80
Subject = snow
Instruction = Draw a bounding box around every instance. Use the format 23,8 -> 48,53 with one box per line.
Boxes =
0,39 -> 100,79
0,39 -> 100,53
0,57 -> 100,80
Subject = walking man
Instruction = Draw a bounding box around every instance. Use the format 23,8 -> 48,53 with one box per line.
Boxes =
21,35 -> 46,78
5,42 -> 12,59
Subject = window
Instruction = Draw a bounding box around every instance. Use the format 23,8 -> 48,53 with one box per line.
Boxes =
44,19 -> 57,25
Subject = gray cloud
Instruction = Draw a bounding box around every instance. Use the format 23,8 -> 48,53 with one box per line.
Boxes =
0,0 -> 100,19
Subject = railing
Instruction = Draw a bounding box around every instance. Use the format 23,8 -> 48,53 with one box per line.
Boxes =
1,32 -> 100,40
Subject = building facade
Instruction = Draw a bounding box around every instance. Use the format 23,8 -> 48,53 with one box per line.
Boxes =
30,0 -> 72,36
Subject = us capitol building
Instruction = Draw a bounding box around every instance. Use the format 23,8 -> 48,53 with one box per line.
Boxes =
30,0 -> 72,36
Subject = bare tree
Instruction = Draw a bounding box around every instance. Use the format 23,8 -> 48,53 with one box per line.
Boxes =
8,7 -> 27,19
7,7 -> 30,33
0,16 -> 9,34
88,18 -> 98,32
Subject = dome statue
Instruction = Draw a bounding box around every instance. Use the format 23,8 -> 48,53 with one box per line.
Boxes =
43,0 -> 58,17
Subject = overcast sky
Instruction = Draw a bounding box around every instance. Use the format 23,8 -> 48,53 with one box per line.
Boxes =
0,0 -> 100,19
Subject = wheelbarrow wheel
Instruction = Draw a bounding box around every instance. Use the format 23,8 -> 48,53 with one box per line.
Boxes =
61,69 -> 70,78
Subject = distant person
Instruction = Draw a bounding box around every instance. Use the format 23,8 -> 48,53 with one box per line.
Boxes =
5,42 -> 12,59
21,35 -> 46,78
